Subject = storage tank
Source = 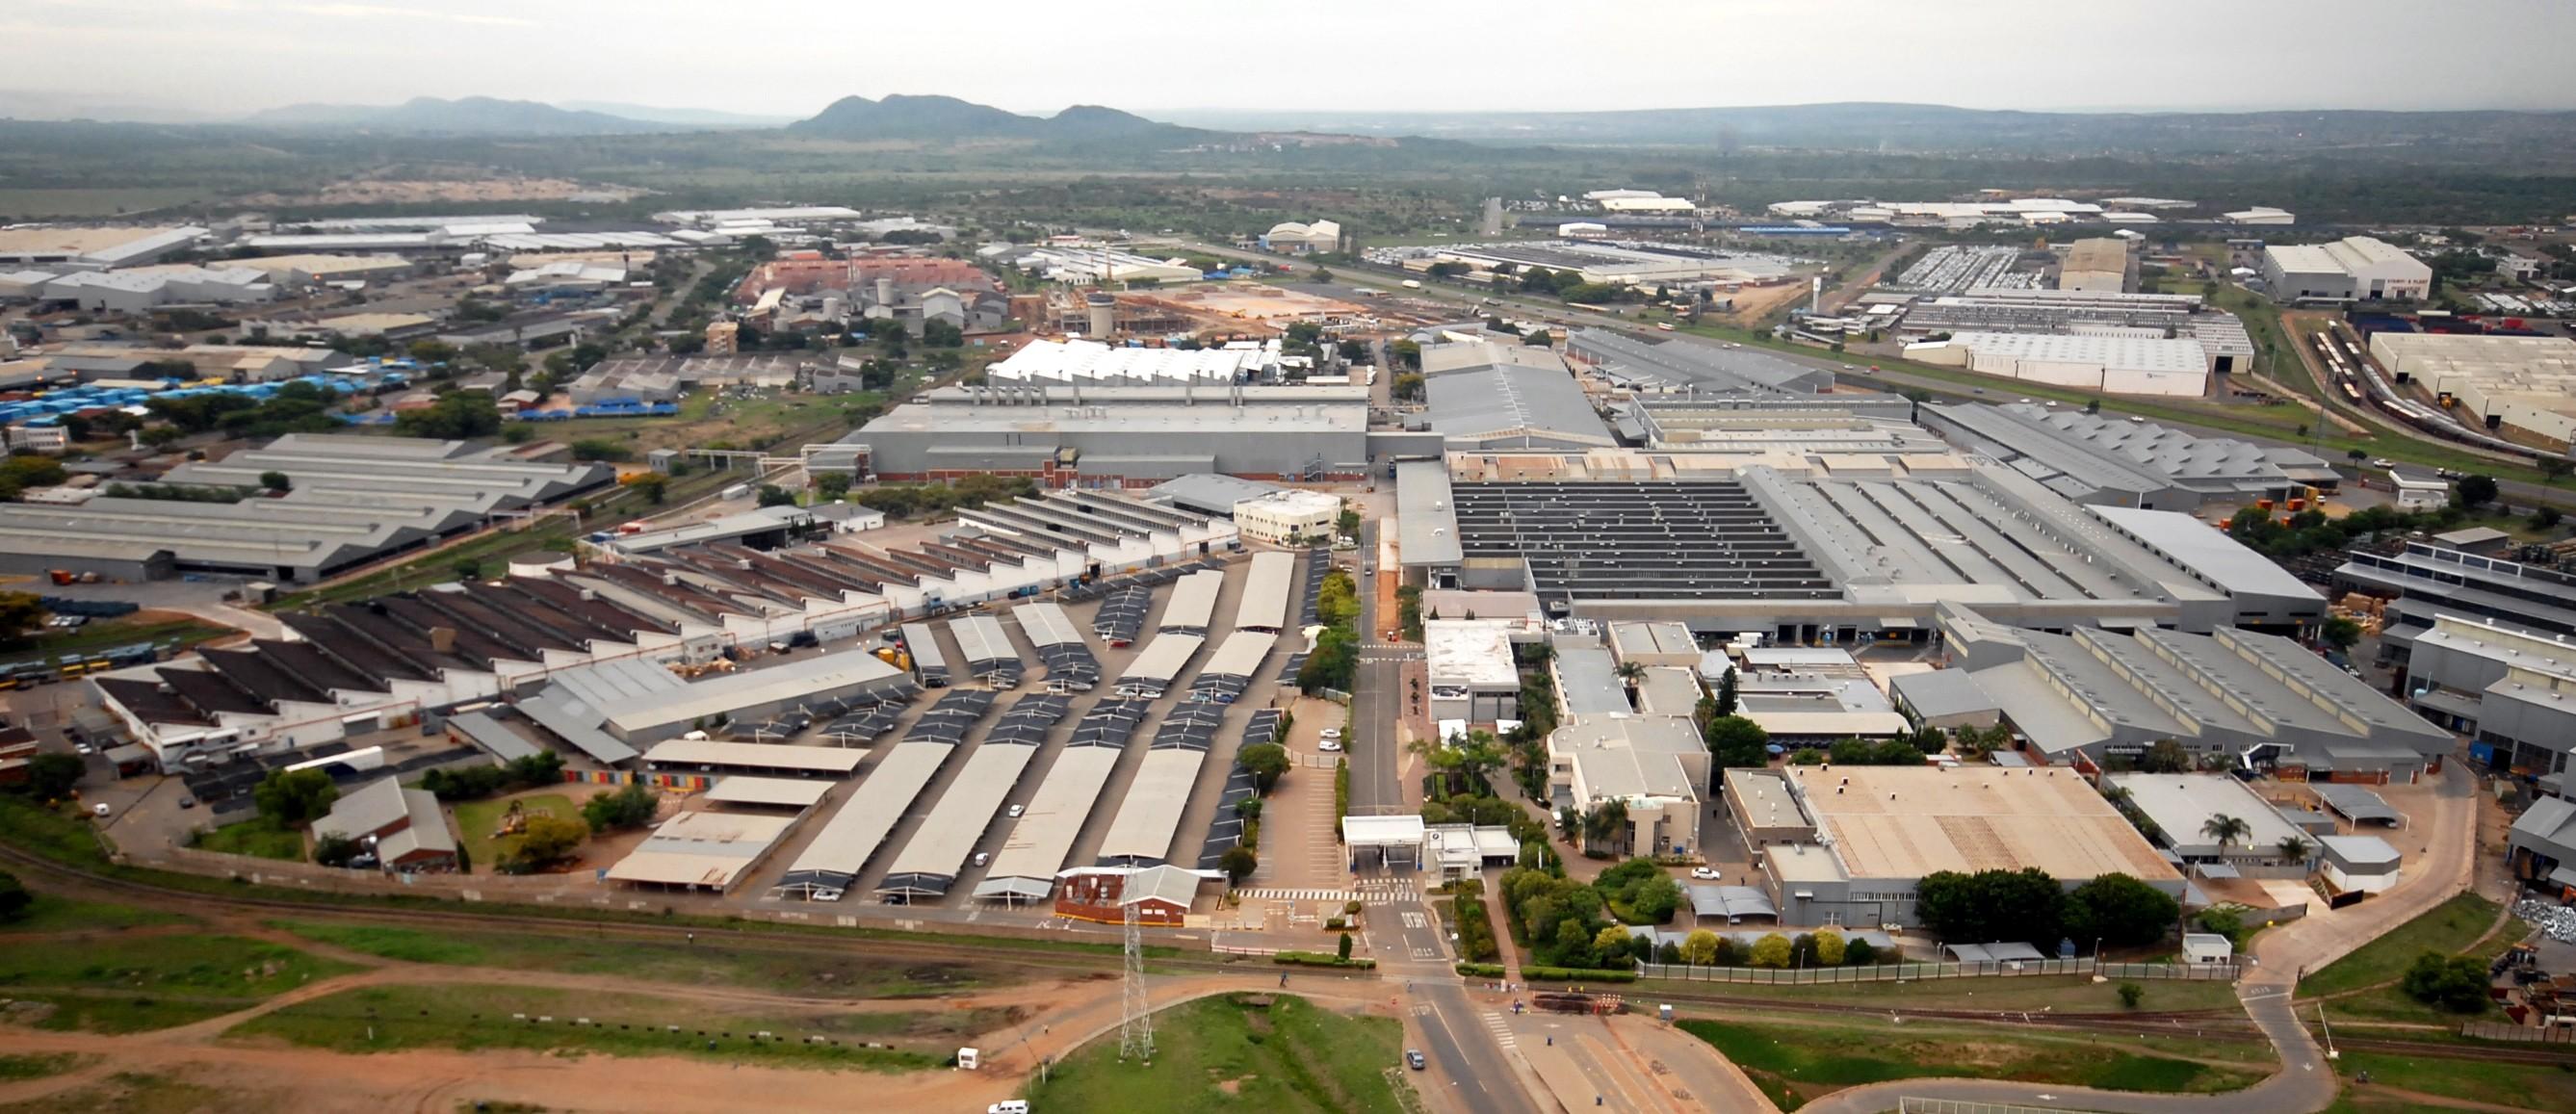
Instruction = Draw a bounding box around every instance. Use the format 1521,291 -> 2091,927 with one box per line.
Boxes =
1086,292 -> 1116,339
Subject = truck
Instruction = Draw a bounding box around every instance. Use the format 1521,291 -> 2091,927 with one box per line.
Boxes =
1400,279 -> 1422,289
720,482 -> 752,502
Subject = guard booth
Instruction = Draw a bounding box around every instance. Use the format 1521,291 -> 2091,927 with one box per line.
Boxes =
1340,815 -> 1426,871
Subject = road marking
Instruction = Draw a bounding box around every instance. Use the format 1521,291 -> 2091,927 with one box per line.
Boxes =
1480,1012 -> 1518,1049
1237,888 -> 1355,902
1401,911 -> 1429,929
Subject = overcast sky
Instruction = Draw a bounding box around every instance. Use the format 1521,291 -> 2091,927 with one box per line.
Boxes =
6,0 -> 2572,118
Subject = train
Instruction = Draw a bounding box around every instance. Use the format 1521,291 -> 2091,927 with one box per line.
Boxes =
2308,324 -> 2556,462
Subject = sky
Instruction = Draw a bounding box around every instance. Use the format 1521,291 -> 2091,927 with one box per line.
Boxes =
4,0 -> 2573,119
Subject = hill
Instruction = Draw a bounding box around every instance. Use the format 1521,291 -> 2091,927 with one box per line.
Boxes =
556,101 -> 795,128
787,94 -> 1204,145
240,96 -> 670,136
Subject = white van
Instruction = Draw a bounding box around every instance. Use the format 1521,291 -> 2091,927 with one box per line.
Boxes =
988,1103 -> 1028,1114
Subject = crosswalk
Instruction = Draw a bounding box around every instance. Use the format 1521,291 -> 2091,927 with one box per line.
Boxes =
1399,911 -> 1428,929
1238,888 -> 1353,903
1479,1012 -> 1518,1049
1353,877 -> 1419,903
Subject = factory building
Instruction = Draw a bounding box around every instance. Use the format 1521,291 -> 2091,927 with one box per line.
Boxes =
994,246 -> 1202,285
0,434 -> 614,583
1723,764 -> 2182,929
2259,237 -> 2431,303
1902,603 -> 2452,780
1923,402 -> 2339,511
36,266 -> 275,313
1403,240 -> 1791,288
1229,488 -> 1341,545
1419,342 -> 1616,452
0,224 -> 207,269
1425,619 -> 1525,724
2337,542 -> 2576,666
846,383 -> 1372,486
2398,614 -> 2576,783
1566,327 -> 1834,395
1262,220 -> 1342,254
984,338 -> 1283,384
2366,333 -> 2576,450
1902,331 -> 2210,396
2057,238 -> 2133,293
1547,713 -> 1709,854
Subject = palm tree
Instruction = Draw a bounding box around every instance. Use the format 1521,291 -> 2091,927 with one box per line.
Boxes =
2277,836 -> 2313,865
1555,805 -> 1581,843
2201,814 -> 2253,853
1581,799 -> 1630,856
1614,661 -> 1647,687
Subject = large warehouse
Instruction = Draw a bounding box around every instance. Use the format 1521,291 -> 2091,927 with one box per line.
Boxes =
2367,332 -> 2576,450
1565,328 -> 1834,396
0,434 -> 615,583
1924,402 -> 2339,511
1419,342 -> 1616,451
2259,237 -> 2432,302
846,383 -> 1373,484
1724,764 -> 2182,929
2057,238 -> 2132,293
1903,331 -> 2210,396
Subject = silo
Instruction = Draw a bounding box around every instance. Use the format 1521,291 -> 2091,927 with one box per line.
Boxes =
1086,292 -> 1116,340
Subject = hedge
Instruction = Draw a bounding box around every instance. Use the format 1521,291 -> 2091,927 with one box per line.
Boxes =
1456,962 -> 1507,978
1274,951 -> 1376,970
1522,966 -> 1638,984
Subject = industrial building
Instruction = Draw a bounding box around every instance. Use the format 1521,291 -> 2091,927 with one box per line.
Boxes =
1904,603 -> 2453,779
2259,237 -> 2432,303
0,434 -> 615,583
1397,240 -> 1793,288
1425,619 -> 1524,724
45,342 -> 347,382
1903,331 -> 2210,397
1566,328 -> 1834,396
984,338 -> 1284,384
34,266 -> 275,313
995,246 -> 1202,285
1724,764 -> 2183,929
312,776 -> 458,872
1621,401 -> 1940,456
0,224 -> 206,268
2083,505 -> 2328,635
2398,614 -> 2576,782
604,809 -> 803,894
1733,670 -> 1910,745
1419,342 -> 1616,451
1545,713 -> 1709,854
2367,333 -> 2576,450
1262,220 -> 1342,253
1229,488 -> 1340,544
2339,542 -> 2576,663
2508,797 -> 2576,889
846,383 -> 1373,485
2057,238 -> 2133,293
1924,402 -> 2338,512
2104,773 -> 2316,869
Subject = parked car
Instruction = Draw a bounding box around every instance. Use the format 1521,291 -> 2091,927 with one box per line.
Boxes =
2371,457 -> 2395,468
90,803 -> 110,817
1689,867 -> 1721,880
1319,739 -> 1343,753
1406,1049 -> 1427,1071
179,796 -> 195,809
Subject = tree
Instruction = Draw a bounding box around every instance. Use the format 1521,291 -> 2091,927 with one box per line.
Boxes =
1680,928 -> 1721,966
2532,506 -> 2563,531
258,470 -> 292,492
2198,907 -> 2248,946
394,392 -> 502,440
1579,798 -> 1629,856
2539,456 -> 2574,486
814,472 -> 852,501
756,484 -> 795,508
11,752 -> 82,799
629,475 -> 667,505
2200,814 -> 2253,853
1811,927 -> 1846,966
2066,872 -> 2183,948
313,834 -> 361,868
0,869 -> 26,922
511,815 -> 586,868
2346,448 -> 2369,466
2138,739 -> 2193,774
2453,474 -> 2499,509
1843,938 -> 1878,966
1555,805 -> 1581,842
1915,868 -> 2068,946
1613,660 -> 1646,688
1218,844 -> 1259,887
2400,951 -> 2492,1013
2277,836 -> 2313,865
454,558 -> 482,583
581,781 -> 660,833
1237,742 -> 1290,791
253,769 -> 339,827
1714,667 -> 1738,716
2118,981 -> 2147,1009
1749,933 -> 1793,969
2320,616 -> 2363,653
1703,714 -> 1769,775
1336,930 -> 1354,962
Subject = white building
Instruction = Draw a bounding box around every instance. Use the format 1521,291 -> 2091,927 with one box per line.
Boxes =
1425,619 -> 1523,724
983,338 -> 1281,383
1263,220 -> 1342,254
2367,333 -> 2576,450
2224,207 -> 2297,225
1004,246 -> 1202,285
1904,331 -> 2210,396
2388,471 -> 2450,510
2260,237 -> 2432,303
1231,488 -> 1340,545
39,267 -> 274,313
1600,196 -> 1696,214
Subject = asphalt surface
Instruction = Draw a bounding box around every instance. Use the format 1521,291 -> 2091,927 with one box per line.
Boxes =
1346,515 -> 1405,818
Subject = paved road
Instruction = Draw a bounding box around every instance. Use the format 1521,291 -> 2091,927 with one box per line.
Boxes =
1347,516 -> 1404,818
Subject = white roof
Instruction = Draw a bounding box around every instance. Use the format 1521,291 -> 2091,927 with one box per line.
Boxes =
642,739 -> 866,774
1119,633 -> 1206,687
1341,814 -> 1427,847
980,744 -> 1123,889
1426,619 -> 1521,688
1236,551 -> 1295,631
605,811 -> 798,889
703,776 -> 833,808
1012,601 -> 1086,648
1946,330 -> 2209,375
776,741 -> 956,889
880,740 -> 1041,889
1200,630 -> 1277,680
608,650 -> 905,738
2106,773 -> 2304,853
1160,569 -> 1223,632
1095,748 -> 1206,862
987,338 -> 1277,383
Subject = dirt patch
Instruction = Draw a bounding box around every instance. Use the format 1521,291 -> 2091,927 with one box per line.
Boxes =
1216,1075 -> 1248,1094
237,176 -> 641,208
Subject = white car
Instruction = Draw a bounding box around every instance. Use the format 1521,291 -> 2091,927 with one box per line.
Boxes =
1689,867 -> 1721,880
1006,804 -> 1025,818
2371,457 -> 2395,468
1319,727 -> 1343,740
91,803 -> 110,817
1318,739 -> 1343,753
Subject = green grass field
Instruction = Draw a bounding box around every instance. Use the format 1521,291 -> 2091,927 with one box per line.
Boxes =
2333,1049 -> 2576,1111
190,816 -> 305,861
0,933 -> 355,998
1680,1017 -> 2268,1111
2302,894 -> 2507,997
224,983 -> 955,1071
0,187 -> 212,220
11,993 -> 247,1035
0,894 -> 192,934
0,1052 -> 90,1080
450,792 -> 580,871
1635,972 -> 2244,1015
1022,993 -> 1411,1114
266,920 -> 1022,999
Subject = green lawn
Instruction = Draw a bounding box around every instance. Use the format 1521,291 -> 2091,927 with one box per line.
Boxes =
450,792 -> 580,871
2302,894 -> 2508,997
1022,994 -> 1412,1114
191,816 -> 305,861
1636,972 -> 2244,1015
0,894 -> 192,934
0,1052 -> 90,1080
0,933 -> 355,998
224,983 -> 955,1071
1679,1017 -> 2267,1111
266,920 -> 1023,999
2334,1049 -> 2576,1111
11,993 -> 247,1035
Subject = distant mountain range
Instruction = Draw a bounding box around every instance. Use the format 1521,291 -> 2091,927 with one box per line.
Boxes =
557,100 -> 796,128
1158,102 -> 2576,156
238,96 -> 678,135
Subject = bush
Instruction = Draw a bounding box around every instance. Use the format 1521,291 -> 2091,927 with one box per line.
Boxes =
1452,888 -> 1502,964
1521,966 -> 1638,984
2118,981 -> 2146,1009
2400,951 -> 2491,1013
1274,951 -> 1374,970
1456,963 -> 1507,978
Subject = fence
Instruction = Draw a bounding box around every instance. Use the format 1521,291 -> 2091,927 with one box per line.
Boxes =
2461,1020 -> 2576,1044
1901,1100 -> 2117,1114
1635,956 -> 2240,985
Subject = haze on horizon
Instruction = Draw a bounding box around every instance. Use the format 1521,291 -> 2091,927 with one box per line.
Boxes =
4,0 -> 2572,121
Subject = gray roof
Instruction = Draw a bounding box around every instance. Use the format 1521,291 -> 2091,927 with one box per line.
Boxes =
2312,783 -> 2404,824
313,777 -> 410,841
1553,646 -> 1631,716
2106,773 -> 2306,855
1395,460 -> 1462,566
1145,473 -> 1288,514
2512,797 -> 2576,857
1421,345 -> 1614,451
2087,505 -> 2324,604
1686,884 -> 1779,919
445,711 -> 540,763
1568,328 -> 1829,395
1889,668 -> 1999,719
2318,834 -> 2401,868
